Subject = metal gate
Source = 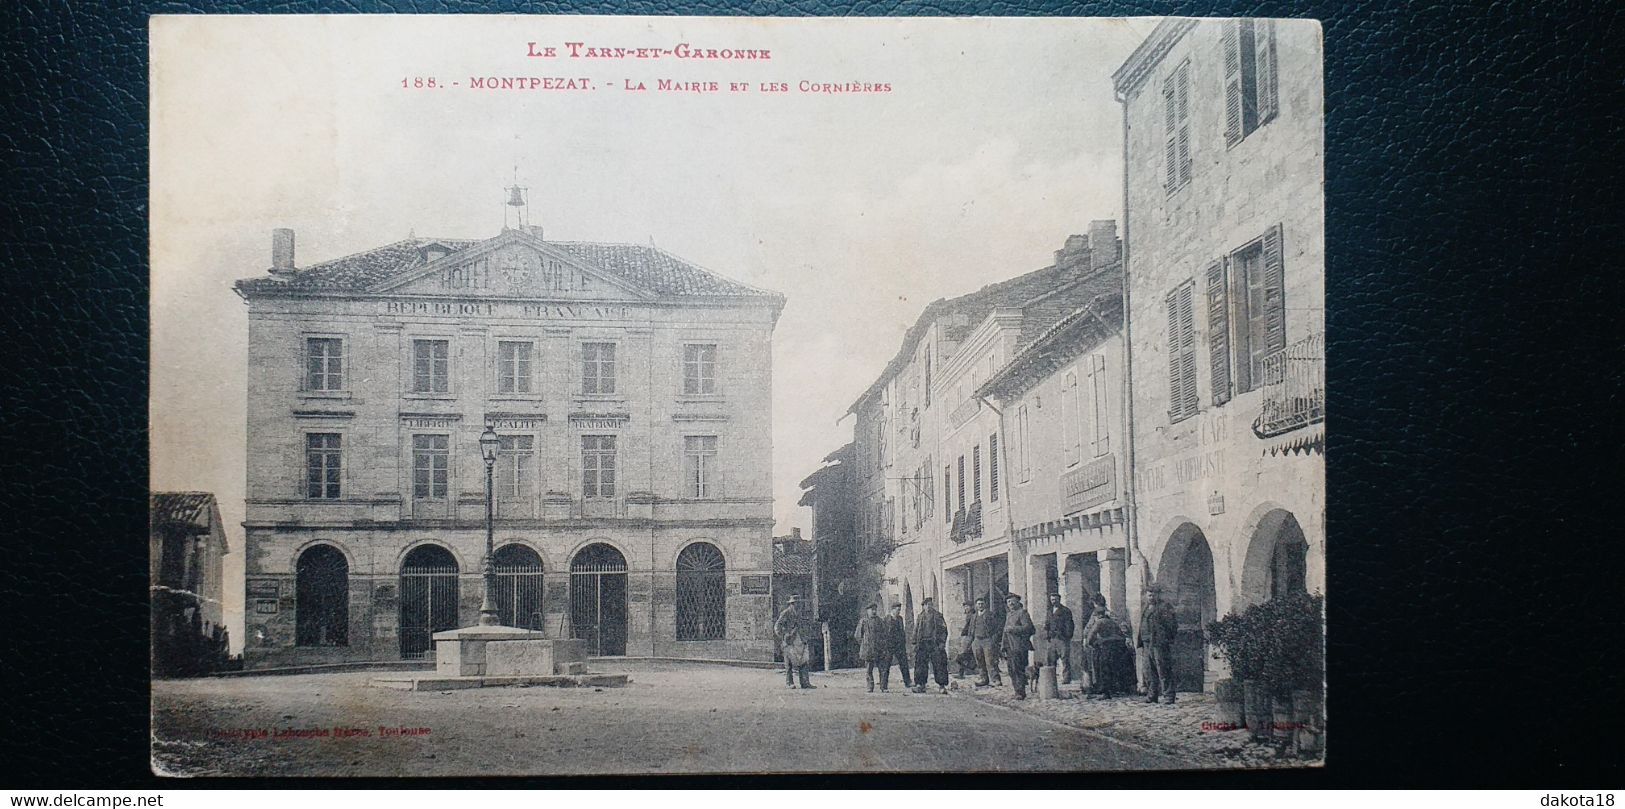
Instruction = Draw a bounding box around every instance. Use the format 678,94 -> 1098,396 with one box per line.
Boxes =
399,545 -> 460,659
570,544 -> 627,656
675,542 -> 726,641
493,544 -> 545,630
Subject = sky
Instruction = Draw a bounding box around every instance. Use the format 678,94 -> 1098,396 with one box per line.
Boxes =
149,14 -> 1153,649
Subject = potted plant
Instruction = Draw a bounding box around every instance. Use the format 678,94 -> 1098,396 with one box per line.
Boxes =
1209,591 -> 1325,746
1207,609 -> 1266,738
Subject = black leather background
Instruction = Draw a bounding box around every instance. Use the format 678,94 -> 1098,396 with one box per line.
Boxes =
3,0 -> 1622,788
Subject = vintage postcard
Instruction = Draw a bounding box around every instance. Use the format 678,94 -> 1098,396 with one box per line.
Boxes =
149,13 -> 1325,776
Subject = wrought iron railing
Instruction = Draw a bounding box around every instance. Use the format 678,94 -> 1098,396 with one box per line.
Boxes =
1253,333 -> 1325,439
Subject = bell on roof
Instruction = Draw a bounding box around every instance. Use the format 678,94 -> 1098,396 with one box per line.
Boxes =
506,185 -> 526,208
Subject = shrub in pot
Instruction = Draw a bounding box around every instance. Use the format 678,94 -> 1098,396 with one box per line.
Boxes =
1208,592 -> 1325,743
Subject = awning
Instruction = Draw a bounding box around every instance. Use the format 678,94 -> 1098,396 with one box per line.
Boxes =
1263,423 -> 1325,457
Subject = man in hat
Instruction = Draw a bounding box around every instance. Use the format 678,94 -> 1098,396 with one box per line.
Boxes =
854,602 -> 887,692
1041,591 -> 1076,685
1138,584 -> 1180,703
881,602 -> 914,690
1001,593 -> 1037,699
969,597 -> 1003,687
774,595 -> 817,689
910,596 -> 950,694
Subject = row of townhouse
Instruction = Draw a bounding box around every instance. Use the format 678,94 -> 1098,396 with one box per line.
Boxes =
833,17 -> 1325,693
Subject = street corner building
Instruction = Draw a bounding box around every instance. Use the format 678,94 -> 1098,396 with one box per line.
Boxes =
232,216 -> 784,669
847,224 -> 1128,645
1112,18 -> 1325,691
151,492 -> 232,676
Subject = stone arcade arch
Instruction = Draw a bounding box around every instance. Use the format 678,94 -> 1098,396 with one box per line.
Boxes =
675,542 -> 727,641
1156,524 -> 1218,693
571,543 -> 629,655
1239,508 -> 1310,608
295,544 -> 349,647
493,543 -> 545,630
399,543 -> 459,659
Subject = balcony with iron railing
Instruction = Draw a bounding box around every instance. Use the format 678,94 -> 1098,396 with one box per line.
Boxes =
1252,333 -> 1325,439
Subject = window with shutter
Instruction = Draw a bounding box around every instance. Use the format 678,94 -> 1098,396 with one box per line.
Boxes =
1163,61 -> 1193,193
1224,19 -> 1276,147
1176,62 -> 1192,184
1206,261 -> 1233,406
1166,281 -> 1199,423
988,433 -> 1000,502
1223,20 -> 1244,147
1255,19 -> 1279,124
956,455 -> 966,514
1088,353 -> 1110,456
1232,224 -> 1288,390
972,445 -> 982,504
1258,224 -> 1288,377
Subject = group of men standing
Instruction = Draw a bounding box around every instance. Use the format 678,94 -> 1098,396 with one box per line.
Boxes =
772,586 -> 1185,704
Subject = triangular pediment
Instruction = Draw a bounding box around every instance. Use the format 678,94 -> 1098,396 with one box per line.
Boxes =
374,230 -> 656,301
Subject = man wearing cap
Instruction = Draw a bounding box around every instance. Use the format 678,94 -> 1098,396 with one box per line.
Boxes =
969,597 -> 1003,688
1042,592 -> 1077,685
1138,584 -> 1180,703
854,603 -> 887,692
774,595 -> 817,689
1002,593 -> 1037,700
910,596 -> 950,694
881,603 -> 914,691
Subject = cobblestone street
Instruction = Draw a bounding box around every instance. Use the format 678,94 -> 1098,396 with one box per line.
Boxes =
954,677 -> 1323,769
151,661 -> 1196,776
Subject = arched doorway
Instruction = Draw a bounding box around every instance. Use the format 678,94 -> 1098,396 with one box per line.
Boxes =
676,542 -> 726,641
399,544 -> 459,659
571,543 -> 628,655
1157,525 -> 1218,693
493,544 -> 544,630
1240,509 -> 1310,607
295,544 -> 348,647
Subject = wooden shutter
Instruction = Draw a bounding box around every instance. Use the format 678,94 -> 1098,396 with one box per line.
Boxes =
1165,291 -> 1182,418
1223,20 -> 1244,147
1205,261 -> 1232,406
1260,224 -> 1287,357
1255,19 -> 1279,124
1089,353 -> 1109,455
1176,63 -> 1193,184
1165,283 -> 1198,422
1178,286 -> 1199,418
1227,254 -> 1253,393
1163,78 -> 1179,190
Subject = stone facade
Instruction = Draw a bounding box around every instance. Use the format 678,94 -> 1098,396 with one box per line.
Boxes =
236,225 -> 783,668
975,297 -> 1130,679
845,233 -> 1123,646
1113,19 -> 1326,692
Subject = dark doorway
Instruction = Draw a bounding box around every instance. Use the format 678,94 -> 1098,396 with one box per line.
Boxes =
676,542 -> 726,641
571,543 -> 628,655
295,544 -> 349,647
1167,531 -> 1218,693
399,544 -> 459,659
493,543 -> 544,630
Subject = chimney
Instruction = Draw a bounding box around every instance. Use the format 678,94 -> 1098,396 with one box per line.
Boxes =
270,228 -> 296,276
1088,220 -> 1120,271
792,527 -> 803,542
1054,234 -> 1090,272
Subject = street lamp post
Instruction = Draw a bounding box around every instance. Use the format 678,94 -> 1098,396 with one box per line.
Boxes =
478,425 -> 501,627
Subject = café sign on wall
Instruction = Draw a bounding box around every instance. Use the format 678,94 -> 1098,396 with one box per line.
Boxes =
1061,454 -> 1117,514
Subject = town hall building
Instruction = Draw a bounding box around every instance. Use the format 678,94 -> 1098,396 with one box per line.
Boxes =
235,211 -> 784,668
